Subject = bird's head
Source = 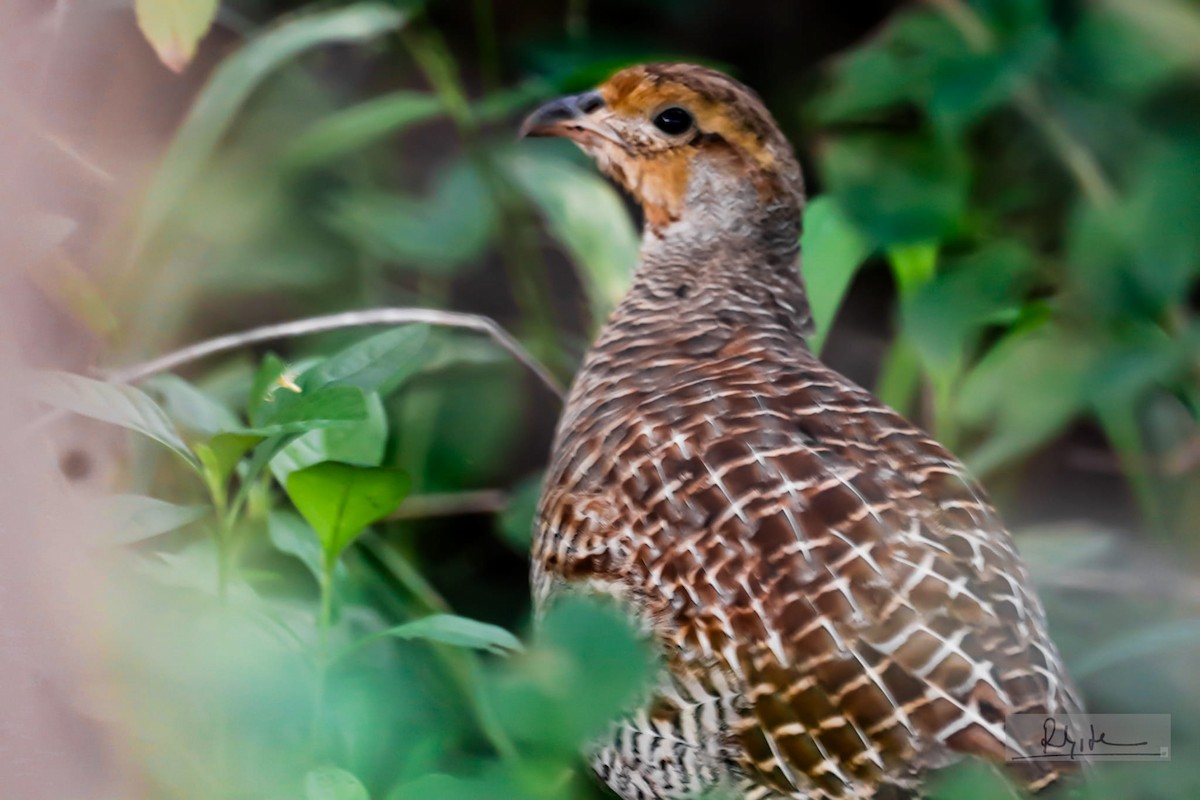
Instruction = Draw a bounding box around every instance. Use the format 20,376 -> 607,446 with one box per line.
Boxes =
520,63 -> 804,243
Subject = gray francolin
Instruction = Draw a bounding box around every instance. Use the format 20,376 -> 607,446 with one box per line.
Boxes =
521,63 -> 1082,800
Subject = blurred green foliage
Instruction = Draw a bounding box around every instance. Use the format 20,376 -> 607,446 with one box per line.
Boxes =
28,0 -> 1200,798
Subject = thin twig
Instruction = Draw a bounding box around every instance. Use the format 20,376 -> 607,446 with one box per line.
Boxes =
387,489 -> 508,520
101,307 -> 565,397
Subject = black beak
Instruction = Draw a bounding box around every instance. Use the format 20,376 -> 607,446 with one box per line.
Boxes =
518,90 -> 605,139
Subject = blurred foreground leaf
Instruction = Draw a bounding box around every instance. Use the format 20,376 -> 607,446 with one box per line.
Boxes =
304,766 -> 369,800
102,494 -> 209,545
353,614 -> 523,657
927,762 -> 1018,800
31,371 -> 197,467
148,374 -> 242,437
133,2 -> 408,257
135,0 -> 218,73
489,597 -> 656,756
286,462 -> 410,564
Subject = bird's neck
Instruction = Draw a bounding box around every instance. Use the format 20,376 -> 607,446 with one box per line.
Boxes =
614,198 -> 813,344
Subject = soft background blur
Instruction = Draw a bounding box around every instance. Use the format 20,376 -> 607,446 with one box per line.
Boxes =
3,0 -> 1200,798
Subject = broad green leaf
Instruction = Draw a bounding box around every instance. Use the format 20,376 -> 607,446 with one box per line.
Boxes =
270,393 -> 387,486
102,494 -> 209,545
489,597 -> 655,754
301,326 -> 431,394
254,387 -> 368,434
504,150 -> 638,323
282,91 -> 443,171
329,160 -> 496,273
134,0 -> 219,73
30,371 -> 196,467
800,196 -> 873,354
251,379 -> 369,435
195,432 -> 264,489
148,374 -> 242,437
354,614 -> 522,657
132,3 -> 408,257
285,462 -> 410,563
960,323 -> 1096,474
389,774 -> 525,800
927,762 -> 1019,800
267,510 -> 331,583
304,766 -> 368,800
902,242 -> 1033,371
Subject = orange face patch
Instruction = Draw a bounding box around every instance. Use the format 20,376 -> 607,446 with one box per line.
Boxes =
598,65 -> 779,173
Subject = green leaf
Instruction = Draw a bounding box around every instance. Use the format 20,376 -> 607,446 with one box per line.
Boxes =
389,774 -> 525,800
304,766 -> 369,800
270,393 -> 387,486
285,462 -> 410,564
329,160 -> 496,274
251,382 -> 369,435
822,133 -> 969,246
267,511 -> 343,585
282,91 -> 443,171
504,149 -> 638,323
902,242 -> 1033,371
147,374 -> 242,437
132,3 -> 408,258
960,323 -> 1096,474
800,196 -> 873,354
195,432 -> 264,489
101,494 -> 209,545
355,614 -> 523,657
301,326 -> 430,394
927,762 -> 1019,800
488,597 -> 655,754
134,0 -> 219,73
30,371 -> 197,467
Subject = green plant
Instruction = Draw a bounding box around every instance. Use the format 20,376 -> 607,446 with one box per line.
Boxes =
26,1 -> 1200,798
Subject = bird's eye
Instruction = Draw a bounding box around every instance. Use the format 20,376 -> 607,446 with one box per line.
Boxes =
652,107 -> 693,135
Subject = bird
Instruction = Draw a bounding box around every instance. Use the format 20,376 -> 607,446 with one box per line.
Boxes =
520,63 -> 1083,800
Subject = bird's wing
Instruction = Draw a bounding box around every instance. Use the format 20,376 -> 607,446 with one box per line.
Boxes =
537,342 -> 1080,799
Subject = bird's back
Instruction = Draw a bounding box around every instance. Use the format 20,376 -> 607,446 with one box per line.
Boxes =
534,252 -> 1082,799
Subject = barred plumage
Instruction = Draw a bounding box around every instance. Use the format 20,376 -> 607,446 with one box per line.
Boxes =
524,63 -> 1082,799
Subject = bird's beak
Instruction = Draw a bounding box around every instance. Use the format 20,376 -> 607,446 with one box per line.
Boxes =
518,90 -> 609,140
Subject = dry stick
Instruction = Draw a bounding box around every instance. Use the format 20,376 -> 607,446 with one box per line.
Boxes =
24,308 -> 564,439
102,307 -> 565,397
388,489 -> 508,521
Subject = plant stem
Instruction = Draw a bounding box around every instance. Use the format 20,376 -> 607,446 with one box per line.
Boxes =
311,556 -> 336,742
